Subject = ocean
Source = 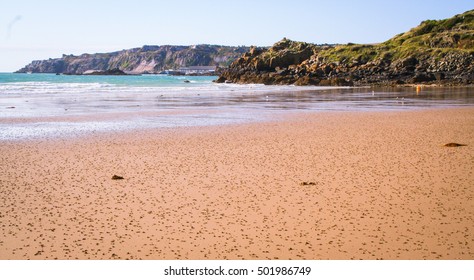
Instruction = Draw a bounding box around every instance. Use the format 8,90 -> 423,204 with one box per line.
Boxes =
0,73 -> 473,140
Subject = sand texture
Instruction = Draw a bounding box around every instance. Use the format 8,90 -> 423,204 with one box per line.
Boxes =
1,108 -> 473,260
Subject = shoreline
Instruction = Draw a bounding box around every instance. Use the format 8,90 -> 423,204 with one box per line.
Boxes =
2,106 -> 473,143
1,108 -> 473,259
2,98 -> 474,143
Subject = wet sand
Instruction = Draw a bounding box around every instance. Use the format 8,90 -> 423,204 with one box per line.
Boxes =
0,108 -> 473,260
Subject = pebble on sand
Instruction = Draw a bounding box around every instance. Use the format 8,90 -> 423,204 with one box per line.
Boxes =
300,181 -> 317,186
444,143 -> 467,147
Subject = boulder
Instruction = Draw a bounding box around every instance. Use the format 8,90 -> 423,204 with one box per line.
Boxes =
410,72 -> 436,83
294,76 -> 320,86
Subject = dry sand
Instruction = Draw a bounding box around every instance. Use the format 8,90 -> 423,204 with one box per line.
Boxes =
0,108 -> 473,260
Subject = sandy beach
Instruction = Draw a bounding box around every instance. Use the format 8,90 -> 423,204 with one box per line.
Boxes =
0,108 -> 473,260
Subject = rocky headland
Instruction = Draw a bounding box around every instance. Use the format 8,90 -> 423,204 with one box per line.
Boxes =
217,10 -> 474,86
16,45 -> 249,75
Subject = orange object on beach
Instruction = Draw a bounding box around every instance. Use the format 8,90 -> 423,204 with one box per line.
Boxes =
416,85 -> 422,94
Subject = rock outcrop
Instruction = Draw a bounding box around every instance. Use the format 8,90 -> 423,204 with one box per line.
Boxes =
217,10 -> 474,86
17,45 -> 249,75
82,68 -> 129,75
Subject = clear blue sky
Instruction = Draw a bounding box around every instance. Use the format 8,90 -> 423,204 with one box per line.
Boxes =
1,0 -> 473,72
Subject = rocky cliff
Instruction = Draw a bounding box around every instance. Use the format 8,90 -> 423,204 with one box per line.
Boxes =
217,10 -> 474,86
17,45 -> 249,74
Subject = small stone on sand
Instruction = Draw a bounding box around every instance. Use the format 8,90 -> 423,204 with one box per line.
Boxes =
444,143 -> 467,147
300,181 -> 317,186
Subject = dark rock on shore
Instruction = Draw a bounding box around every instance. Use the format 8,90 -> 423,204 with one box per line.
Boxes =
83,68 -> 129,75
217,10 -> 474,86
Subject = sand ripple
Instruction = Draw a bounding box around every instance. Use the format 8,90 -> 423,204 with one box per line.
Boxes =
1,108 -> 473,259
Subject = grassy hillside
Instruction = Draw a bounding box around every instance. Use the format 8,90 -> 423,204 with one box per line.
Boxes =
218,9 -> 474,86
318,9 -> 474,64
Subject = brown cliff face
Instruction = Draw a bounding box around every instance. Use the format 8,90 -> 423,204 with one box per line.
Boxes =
217,10 -> 474,86
16,45 -> 249,74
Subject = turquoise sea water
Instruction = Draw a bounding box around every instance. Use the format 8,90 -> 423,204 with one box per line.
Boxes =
0,73 -> 473,140
0,72 -> 215,87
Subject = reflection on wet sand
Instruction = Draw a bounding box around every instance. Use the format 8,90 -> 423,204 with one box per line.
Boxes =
1,87 -> 473,141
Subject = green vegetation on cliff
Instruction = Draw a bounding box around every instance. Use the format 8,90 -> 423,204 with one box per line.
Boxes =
218,9 -> 474,86
319,9 -> 473,64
